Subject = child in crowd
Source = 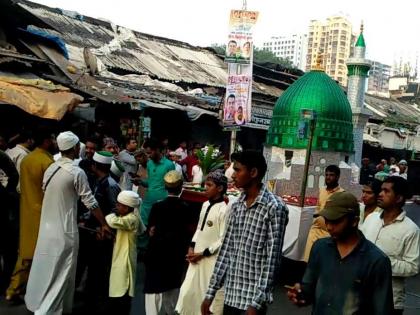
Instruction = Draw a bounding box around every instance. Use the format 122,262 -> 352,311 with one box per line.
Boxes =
176,170 -> 229,315
143,170 -> 192,315
106,190 -> 142,315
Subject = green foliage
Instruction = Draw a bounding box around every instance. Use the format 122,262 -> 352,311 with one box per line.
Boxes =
210,43 -> 294,68
211,43 -> 226,55
196,145 -> 225,177
253,47 -> 293,68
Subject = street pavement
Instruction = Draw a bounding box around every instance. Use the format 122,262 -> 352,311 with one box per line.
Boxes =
1,203 -> 420,314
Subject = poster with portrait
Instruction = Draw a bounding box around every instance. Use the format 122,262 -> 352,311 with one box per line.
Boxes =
225,10 -> 259,64
223,64 -> 252,126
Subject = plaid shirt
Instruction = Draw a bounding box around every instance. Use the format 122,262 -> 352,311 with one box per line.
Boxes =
206,184 -> 288,310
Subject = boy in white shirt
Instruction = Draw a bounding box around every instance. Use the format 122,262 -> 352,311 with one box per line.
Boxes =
106,191 -> 144,315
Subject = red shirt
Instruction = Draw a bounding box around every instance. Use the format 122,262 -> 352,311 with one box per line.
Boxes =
179,155 -> 198,181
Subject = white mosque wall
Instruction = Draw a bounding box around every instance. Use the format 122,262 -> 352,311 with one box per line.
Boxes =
264,145 -> 362,199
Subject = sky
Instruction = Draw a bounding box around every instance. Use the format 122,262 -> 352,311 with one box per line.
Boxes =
31,0 -> 419,71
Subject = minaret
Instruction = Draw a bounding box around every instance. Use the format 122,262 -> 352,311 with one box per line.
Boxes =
346,23 -> 372,167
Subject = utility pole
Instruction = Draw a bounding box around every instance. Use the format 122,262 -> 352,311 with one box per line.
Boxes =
228,0 -> 247,155
299,110 -> 317,208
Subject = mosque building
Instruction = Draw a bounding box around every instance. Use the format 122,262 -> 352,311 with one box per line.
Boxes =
264,25 -> 370,199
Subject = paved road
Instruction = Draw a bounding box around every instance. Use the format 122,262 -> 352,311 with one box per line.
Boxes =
2,203 -> 420,314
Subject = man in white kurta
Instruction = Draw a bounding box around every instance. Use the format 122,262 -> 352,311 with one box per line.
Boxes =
25,131 -> 110,315
6,133 -> 33,192
361,176 -> 419,313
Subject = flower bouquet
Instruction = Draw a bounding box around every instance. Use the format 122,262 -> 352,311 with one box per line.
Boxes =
196,145 -> 225,177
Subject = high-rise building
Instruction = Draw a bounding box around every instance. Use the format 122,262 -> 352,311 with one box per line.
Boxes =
392,53 -> 419,78
306,15 -> 355,86
262,34 -> 308,70
368,61 -> 391,93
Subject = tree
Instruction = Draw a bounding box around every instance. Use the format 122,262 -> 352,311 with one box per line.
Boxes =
253,47 -> 293,68
210,43 -> 225,55
209,43 -> 295,69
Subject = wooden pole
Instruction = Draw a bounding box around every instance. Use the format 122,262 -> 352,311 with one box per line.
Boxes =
299,119 -> 316,207
230,129 -> 237,156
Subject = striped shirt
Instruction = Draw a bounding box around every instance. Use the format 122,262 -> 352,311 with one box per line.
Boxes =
206,184 -> 288,310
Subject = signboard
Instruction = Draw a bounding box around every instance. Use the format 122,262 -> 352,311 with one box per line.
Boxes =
300,109 -> 316,120
223,126 -> 241,132
297,109 -> 316,139
225,10 -> 259,64
139,116 -> 151,140
223,65 -> 252,126
242,105 -> 273,130
142,117 -> 151,133
297,120 -> 308,140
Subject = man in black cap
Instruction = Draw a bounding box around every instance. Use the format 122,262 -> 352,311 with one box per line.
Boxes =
287,191 -> 394,314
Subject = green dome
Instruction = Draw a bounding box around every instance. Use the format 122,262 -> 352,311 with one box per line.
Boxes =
266,70 -> 354,153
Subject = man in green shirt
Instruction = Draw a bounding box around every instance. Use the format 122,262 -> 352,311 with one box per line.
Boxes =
287,191 -> 394,315
137,139 -> 174,251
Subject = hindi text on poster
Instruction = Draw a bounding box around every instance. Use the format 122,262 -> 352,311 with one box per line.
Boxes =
225,10 -> 259,64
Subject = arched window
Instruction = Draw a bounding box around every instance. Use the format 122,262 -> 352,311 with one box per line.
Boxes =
307,175 -> 315,188
319,175 -> 325,188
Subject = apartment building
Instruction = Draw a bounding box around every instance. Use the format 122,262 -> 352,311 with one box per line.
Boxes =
306,15 -> 354,86
262,34 -> 308,70
368,61 -> 391,93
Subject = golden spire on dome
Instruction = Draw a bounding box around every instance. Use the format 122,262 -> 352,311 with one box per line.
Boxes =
311,50 -> 325,71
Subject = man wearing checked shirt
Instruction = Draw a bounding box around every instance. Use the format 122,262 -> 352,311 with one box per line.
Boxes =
201,150 -> 289,315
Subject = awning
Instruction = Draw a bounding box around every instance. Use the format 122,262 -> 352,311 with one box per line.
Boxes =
0,75 -> 83,120
184,105 -> 218,121
132,100 -> 175,111
363,133 -> 382,146
132,100 -> 218,121
165,102 -> 218,121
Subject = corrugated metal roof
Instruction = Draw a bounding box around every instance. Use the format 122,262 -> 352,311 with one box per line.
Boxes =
15,1 -> 293,97
0,47 -> 48,63
365,94 -> 420,124
94,76 -> 215,110
18,1 -> 229,87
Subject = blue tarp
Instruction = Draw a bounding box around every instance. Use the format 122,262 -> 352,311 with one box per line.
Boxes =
19,26 -> 69,59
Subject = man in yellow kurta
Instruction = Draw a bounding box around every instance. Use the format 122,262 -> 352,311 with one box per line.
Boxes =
303,165 -> 344,262
5,131 -> 56,301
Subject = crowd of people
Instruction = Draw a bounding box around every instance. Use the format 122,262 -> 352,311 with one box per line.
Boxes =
0,128 -> 239,315
291,166 -> 420,314
0,127 -> 419,315
360,156 -> 409,184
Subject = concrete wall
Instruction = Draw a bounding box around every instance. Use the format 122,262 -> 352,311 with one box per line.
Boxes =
375,130 -> 410,150
389,77 -> 408,91
264,145 -> 362,199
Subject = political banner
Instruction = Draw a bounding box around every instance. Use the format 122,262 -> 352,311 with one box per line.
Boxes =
223,64 -> 252,126
225,10 -> 259,64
